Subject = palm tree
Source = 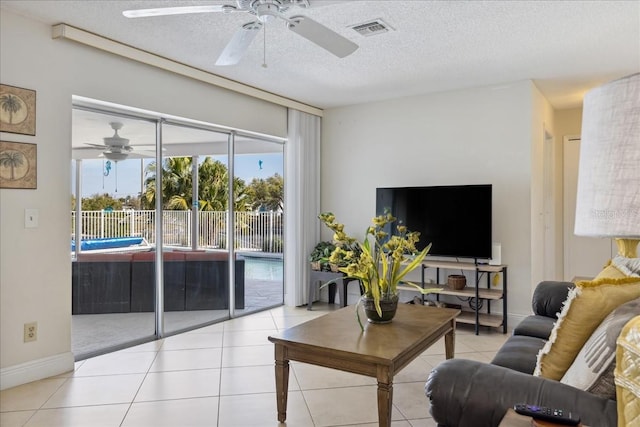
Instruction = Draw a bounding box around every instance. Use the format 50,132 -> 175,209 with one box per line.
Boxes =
142,158 -> 190,209
163,157 -> 193,210
0,94 -> 23,124
0,150 -> 25,180
143,156 -> 247,211
197,157 -> 248,212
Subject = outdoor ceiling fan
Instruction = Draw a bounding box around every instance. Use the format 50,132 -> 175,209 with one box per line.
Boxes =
122,0 -> 359,66
75,122 -> 156,161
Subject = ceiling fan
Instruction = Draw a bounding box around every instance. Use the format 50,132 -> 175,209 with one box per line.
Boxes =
122,0 -> 359,66
76,122 -> 156,161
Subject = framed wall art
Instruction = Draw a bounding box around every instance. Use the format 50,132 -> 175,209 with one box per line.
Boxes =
0,141 -> 37,189
0,84 -> 36,136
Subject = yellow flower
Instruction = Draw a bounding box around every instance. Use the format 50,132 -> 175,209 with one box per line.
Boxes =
317,211 -> 436,331
372,214 -> 388,227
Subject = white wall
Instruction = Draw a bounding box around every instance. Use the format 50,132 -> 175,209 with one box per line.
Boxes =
0,10 -> 286,388
322,81 -> 544,319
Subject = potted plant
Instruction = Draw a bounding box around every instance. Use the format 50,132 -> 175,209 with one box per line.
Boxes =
309,241 -> 336,271
319,211 -> 440,331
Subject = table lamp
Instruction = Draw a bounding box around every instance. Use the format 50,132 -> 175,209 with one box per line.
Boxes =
574,72 -> 640,258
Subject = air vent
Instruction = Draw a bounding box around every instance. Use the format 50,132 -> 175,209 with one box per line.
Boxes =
350,19 -> 394,37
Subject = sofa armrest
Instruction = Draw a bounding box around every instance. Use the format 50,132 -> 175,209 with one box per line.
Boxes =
531,281 -> 574,318
425,359 -> 617,427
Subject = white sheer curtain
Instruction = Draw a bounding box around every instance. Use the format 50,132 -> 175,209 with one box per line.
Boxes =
284,109 -> 321,306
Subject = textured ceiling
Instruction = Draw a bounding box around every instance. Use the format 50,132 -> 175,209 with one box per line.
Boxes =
2,0 -> 639,110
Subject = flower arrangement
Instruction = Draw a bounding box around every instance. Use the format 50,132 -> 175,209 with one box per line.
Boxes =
318,211 -> 440,330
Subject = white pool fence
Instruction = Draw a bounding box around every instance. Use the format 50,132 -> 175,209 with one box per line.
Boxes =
71,210 -> 283,252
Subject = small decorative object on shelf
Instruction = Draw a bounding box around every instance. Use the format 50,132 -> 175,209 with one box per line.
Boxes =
318,211 -> 440,331
447,274 -> 466,290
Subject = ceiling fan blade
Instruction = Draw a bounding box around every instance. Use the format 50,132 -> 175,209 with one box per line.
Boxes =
131,146 -> 166,153
287,15 -> 358,58
74,145 -> 103,151
215,22 -> 262,66
132,149 -> 158,156
123,5 -> 226,18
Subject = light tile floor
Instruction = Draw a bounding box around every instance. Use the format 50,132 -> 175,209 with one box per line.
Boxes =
0,303 -> 509,427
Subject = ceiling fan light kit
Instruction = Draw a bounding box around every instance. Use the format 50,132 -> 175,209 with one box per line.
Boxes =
74,121 -> 157,161
102,122 -> 130,147
123,0 -> 358,66
255,2 -> 280,22
102,151 -> 129,162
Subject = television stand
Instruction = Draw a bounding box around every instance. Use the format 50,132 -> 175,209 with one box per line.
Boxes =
419,260 -> 508,335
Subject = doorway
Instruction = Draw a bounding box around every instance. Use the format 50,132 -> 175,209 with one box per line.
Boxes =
562,135 -> 615,281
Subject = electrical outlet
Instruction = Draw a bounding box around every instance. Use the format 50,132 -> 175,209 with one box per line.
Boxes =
24,322 -> 37,342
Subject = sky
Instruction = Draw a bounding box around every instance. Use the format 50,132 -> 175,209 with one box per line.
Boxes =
72,153 -> 283,198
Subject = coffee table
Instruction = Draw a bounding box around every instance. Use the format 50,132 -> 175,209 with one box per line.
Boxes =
267,303 -> 460,426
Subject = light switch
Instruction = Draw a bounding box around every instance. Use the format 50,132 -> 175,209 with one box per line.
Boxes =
25,209 -> 38,228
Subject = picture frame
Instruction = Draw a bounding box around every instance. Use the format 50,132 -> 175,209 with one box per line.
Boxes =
0,84 -> 36,136
0,141 -> 37,189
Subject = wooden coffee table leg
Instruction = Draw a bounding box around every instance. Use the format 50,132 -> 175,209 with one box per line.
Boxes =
274,344 -> 289,422
444,320 -> 455,359
376,366 -> 393,427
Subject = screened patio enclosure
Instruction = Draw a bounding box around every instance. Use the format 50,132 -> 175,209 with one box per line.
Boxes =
71,105 -> 285,359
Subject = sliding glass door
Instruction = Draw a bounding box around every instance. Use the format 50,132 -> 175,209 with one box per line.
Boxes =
71,108 -> 157,359
159,122 -> 233,333
71,103 -> 286,358
234,136 -> 284,314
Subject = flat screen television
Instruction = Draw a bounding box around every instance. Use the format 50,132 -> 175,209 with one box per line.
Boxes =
375,184 -> 492,260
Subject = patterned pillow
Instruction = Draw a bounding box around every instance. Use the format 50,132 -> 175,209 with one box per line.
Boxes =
611,256 -> 640,277
560,298 -> 640,399
534,275 -> 640,380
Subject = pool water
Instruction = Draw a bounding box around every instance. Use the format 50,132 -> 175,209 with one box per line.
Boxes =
243,257 -> 283,281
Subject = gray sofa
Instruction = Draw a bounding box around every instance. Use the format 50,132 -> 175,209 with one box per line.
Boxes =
425,281 -> 618,427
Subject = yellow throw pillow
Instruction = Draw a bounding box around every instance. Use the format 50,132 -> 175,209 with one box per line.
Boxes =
534,276 -> 640,380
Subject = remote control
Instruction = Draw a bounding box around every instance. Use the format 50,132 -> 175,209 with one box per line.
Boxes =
514,403 -> 580,426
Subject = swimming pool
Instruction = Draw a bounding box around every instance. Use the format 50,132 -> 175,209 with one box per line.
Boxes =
243,256 -> 283,281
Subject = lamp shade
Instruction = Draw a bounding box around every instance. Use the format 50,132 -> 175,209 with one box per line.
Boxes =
574,73 -> 640,238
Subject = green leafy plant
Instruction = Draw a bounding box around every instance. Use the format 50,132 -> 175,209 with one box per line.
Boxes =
309,241 -> 336,271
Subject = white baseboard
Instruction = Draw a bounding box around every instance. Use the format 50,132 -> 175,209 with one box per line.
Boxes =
0,352 -> 74,391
